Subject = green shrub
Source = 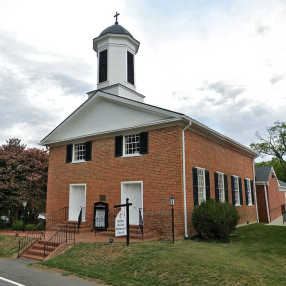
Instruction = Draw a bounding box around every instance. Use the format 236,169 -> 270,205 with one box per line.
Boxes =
12,220 -> 24,231
25,224 -> 36,231
192,199 -> 239,240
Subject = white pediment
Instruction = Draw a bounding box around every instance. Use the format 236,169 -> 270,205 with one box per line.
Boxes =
41,93 -> 181,145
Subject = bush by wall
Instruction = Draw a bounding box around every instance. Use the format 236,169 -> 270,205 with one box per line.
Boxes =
25,224 -> 36,231
12,220 -> 24,231
192,199 -> 239,240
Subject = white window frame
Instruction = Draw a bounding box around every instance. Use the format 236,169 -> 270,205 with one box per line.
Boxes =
123,134 -> 141,157
217,171 -> 225,203
233,175 -> 240,206
197,167 -> 206,205
72,143 -> 86,163
245,178 -> 253,206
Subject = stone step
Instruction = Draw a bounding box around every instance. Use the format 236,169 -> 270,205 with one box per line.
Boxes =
37,240 -> 60,247
26,248 -> 47,257
21,253 -> 45,261
32,243 -> 56,252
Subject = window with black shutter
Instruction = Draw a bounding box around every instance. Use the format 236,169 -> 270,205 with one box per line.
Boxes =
192,167 -> 198,206
66,144 -> 73,163
127,51 -> 134,85
99,50 -> 107,83
250,180 -> 255,204
244,179 -> 249,206
239,177 -> 243,205
85,141 -> 92,161
139,132 -> 148,154
205,170 -> 210,200
224,174 -> 228,202
214,172 -> 219,202
115,136 -> 123,157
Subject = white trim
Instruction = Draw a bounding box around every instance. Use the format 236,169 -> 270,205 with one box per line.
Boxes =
69,184 -> 86,222
253,160 -> 260,222
182,123 -> 191,238
42,117 -> 183,146
264,183 -> 271,223
120,181 -> 144,224
232,175 -> 241,206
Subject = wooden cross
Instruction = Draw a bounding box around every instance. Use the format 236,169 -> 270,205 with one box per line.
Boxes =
114,11 -> 120,24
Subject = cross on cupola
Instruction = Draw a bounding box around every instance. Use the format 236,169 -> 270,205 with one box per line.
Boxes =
114,11 -> 120,25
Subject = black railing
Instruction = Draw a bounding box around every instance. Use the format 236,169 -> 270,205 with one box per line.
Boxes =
46,206 -> 68,227
139,208 -> 144,240
17,230 -> 45,258
44,224 -> 76,257
77,207 -> 85,232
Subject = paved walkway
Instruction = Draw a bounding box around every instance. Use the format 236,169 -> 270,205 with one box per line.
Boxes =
268,215 -> 286,226
0,258 -> 101,286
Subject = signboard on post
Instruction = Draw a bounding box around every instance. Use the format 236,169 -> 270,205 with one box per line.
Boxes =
115,209 -> 127,237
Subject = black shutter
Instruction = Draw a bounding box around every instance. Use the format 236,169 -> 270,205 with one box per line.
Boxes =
205,170 -> 210,200
214,172 -> 219,202
127,51 -> 134,84
239,177 -> 243,205
99,50 -> 107,83
192,167 -> 198,206
115,136 -> 123,157
139,132 -> 148,154
231,176 -> 235,205
250,180 -> 255,204
244,179 -> 249,206
224,174 -> 228,202
66,144 -> 73,163
85,141 -> 92,161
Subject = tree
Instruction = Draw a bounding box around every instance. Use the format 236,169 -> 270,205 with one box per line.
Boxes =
0,138 -> 48,223
250,121 -> 286,163
251,121 -> 286,181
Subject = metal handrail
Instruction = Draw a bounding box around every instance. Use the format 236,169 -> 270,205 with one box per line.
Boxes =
17,230 -> 45,258
46,206 -> 68,226
43,223 -> 76,257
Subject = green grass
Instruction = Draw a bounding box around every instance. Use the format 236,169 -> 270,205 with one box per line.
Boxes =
0,235 -> 20,257
41,224 -> 286,286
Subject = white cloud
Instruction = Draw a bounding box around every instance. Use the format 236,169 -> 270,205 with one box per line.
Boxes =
0,0 -> 285,157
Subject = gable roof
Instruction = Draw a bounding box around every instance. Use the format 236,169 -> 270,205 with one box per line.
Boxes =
278,180 -> 286,189
40,89 -> 257,158
255,166 -> 273,182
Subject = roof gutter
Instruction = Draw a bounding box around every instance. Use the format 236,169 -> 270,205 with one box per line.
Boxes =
182,120 -> 192,238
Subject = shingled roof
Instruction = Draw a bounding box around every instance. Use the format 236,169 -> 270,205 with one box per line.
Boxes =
255,166 -> 273,182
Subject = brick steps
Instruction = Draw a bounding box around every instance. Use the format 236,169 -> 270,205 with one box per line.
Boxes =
21,240 -> 60,261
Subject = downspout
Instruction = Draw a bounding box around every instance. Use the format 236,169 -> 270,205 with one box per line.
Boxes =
182,121 -> 192,238
252,160 -> 259,223
264,183 -> 271,223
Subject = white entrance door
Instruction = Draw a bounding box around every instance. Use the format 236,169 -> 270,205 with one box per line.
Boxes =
69,184 -> 86,221
121,182 -> 143,225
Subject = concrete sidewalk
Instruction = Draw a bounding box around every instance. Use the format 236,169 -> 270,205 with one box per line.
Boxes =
268,215 -> 286,226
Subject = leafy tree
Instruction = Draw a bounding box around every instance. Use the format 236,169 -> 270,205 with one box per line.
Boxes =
250,121 -> 286,163
0,138 -> 48,223
251,121 -> 286,181
256,158 -> 286,182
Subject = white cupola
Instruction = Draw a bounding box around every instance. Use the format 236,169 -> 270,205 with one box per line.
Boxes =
93,13 -> 144,102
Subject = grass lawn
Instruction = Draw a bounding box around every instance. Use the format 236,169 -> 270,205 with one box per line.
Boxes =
41,224 -> 286,286
0,235 -> 20,257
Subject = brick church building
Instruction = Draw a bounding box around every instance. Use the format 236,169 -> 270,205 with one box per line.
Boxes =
41,17 -> 258,238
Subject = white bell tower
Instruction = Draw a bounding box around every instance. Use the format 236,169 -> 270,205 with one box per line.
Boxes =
93,13 -> 144,102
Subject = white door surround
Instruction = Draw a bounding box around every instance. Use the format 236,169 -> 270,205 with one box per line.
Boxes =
121,181 -> 143,225
69,184 -> 86,222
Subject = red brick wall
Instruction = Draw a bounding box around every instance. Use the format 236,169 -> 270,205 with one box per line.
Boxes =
46,125 -> 257,238
185,129 -> 257,235
267,172 -> 285,221
46,126 -> 185,235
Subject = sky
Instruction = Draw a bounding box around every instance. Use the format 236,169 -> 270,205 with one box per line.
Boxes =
0,0 -> 285,159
